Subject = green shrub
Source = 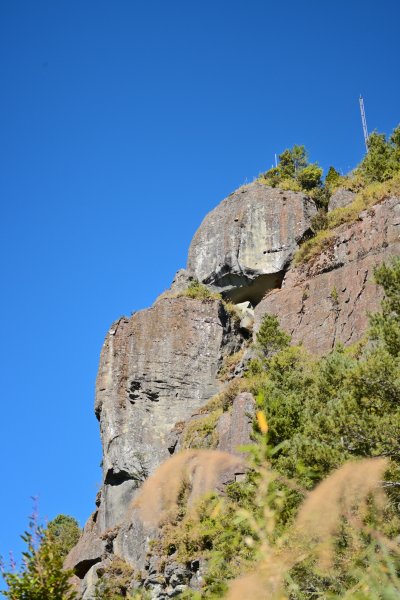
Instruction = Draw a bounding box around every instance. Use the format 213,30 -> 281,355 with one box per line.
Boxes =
325,165 -> 343,191
1,512 -> 77,600
310,209 -> 328,232
46,515 -> 81,561
356,129 -> 399,183
255,314 -> 291,359
297,163 -> 323,191
258,145 -> 322,194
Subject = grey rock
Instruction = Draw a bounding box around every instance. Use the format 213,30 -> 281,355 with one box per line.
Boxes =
71,296 -> 245,597
64,513 -> 105,579
236,301 -> 255,332
168,269 -> 194,294
217,392 -> 256,456
328,188 -> 355,212
155,269 -> 194,302
80,561 -> 107,600
187,182 -> 316,304
94,297 -> 243,531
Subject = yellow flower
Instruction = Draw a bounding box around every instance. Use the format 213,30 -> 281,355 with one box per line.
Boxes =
256,411 -> 268,434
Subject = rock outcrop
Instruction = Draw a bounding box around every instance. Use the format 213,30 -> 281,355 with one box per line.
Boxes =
255,196 -> 400,355
328,188 -> 355,212
216,392 -> 255,456
95,297 -> 242,509
67,296 -> 244,590
67,179 -> 400,599
187,182 -> 316,304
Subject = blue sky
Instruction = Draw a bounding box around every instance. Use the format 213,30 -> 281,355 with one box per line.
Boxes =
1,0 -> 399,573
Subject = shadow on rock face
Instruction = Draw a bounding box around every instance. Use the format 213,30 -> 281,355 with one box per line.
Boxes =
217,271 -> 285,305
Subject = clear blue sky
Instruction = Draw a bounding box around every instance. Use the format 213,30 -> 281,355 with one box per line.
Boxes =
1,0 -> 399,572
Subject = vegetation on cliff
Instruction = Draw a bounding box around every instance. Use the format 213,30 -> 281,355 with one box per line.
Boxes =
290,124 -> 400,264
0,509 -> 80,600
157,258 -> 400,599
258,145 -> 324,201
258,125 -> 400,265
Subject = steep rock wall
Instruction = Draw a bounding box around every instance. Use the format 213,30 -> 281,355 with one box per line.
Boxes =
67,296 -> 244,591
255,196 -> 400,355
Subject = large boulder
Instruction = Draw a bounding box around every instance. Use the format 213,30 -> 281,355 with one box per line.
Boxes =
187,182 -> 317,304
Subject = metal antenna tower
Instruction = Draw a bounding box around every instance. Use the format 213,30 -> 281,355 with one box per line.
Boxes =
359,95 -> 369,152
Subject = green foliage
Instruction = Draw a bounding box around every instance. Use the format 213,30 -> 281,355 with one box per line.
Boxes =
297,163 -> 323,191
255,314 -> 291,358
310,208 -> 328,232
307,184 -> 330,210
250,269 -> 400,493
161,487 -> 258,599
46,515 -> 81,562
1,513 -> 77,600
279,145 -> 308,178
356,129 -> 400,184
293,123 -> 400,265
259,145 -> 323,194
170,259 -> 400,599
325,165 -> 343,191
369,258 -> 400,357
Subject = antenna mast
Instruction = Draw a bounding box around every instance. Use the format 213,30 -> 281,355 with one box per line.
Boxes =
359,95 -> 369,152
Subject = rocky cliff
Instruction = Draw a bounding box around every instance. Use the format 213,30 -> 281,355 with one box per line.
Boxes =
255,195 -> 400,355
66,182 -> 400,599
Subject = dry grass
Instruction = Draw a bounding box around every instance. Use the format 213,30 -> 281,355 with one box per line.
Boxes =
226,458 -> 389,600
226,570 -> 283,600
258,176 -> 302,193
176,281 -> 222,301
132,450 -> 244,528
294,457 -> 388,571
222,300 -> 242,325
294,229 -> 336,265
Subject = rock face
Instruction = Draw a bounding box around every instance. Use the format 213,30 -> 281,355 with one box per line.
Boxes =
328,188 -> 355,212
67,296 -> 244,591
216,392 -> 256,456
96,296 -> 244,528
187,182 -> 317,304
255,196 -> 400,355
67,179 -> 400,599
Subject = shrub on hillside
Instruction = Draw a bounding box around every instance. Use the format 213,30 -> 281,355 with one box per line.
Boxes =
0,508 -> 78,600
259,145 -> 323,195
178,280 -> 221,301
167,258 -> 400,599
